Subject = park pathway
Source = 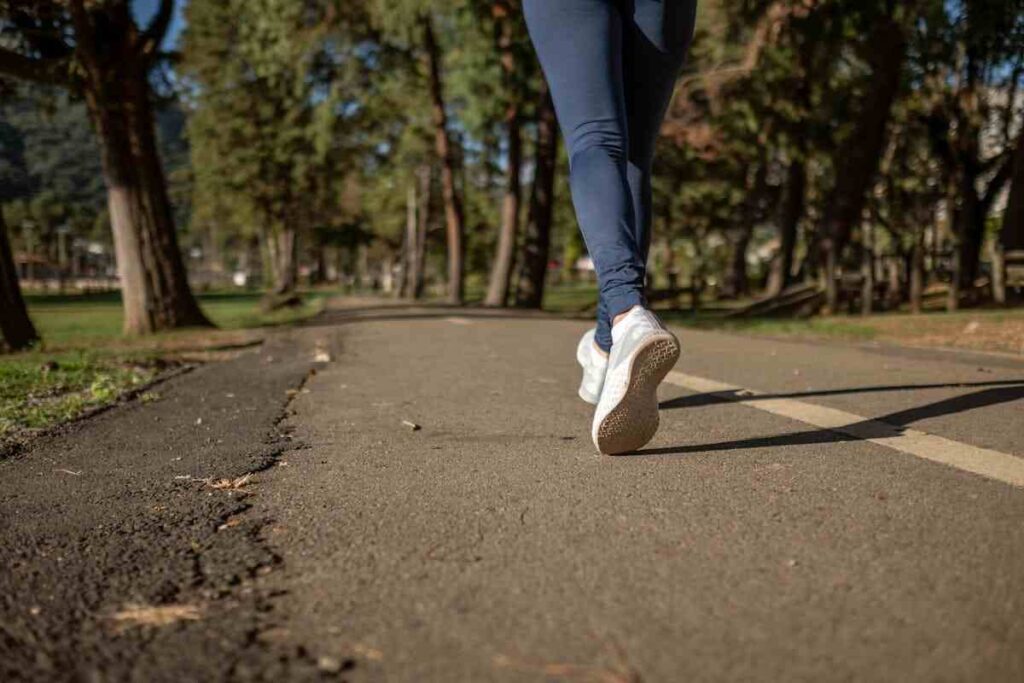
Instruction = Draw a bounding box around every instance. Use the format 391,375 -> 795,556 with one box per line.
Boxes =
3,298 -> 1024,681
262,300 -> 1024,681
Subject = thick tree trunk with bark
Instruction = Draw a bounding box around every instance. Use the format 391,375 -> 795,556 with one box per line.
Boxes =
820,17 -> 906,313
484,3 -> 523,307
515,88 -> 558,308
265,227 -> 297,296
0,213 -> 39,352
70,0 -> 210,334
421,15 -> 465,305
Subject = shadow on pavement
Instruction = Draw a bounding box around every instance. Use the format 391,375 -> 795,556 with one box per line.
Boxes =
641,383 -> 1024,456
659,378 -> 1024,410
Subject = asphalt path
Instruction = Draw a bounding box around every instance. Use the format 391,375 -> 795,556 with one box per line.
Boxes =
3,300 -> 1024,682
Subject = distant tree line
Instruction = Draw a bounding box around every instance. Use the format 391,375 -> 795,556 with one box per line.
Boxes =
1,0 -> 1022,352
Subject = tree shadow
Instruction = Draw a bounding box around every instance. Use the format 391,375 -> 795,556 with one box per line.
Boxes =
638,383 -> 1024,456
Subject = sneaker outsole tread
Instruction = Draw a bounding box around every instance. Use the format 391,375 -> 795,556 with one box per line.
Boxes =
593,333 -> 679,455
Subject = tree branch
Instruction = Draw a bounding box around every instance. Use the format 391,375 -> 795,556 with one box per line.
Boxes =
0,46 -> 69,85
138,0 -> 175,62
677,0 -> 819,97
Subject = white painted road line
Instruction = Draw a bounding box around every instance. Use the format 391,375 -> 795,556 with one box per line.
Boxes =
664,371 -> 1024,488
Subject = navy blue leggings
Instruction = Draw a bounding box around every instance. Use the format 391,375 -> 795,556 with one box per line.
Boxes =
523,0 -> 696,351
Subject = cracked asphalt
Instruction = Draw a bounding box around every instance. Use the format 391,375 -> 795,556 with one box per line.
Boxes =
3,299 -> 1024,682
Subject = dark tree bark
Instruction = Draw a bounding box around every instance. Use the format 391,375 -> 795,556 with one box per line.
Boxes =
312,234 -> 327,286
860,225 -> 874,315
766,158 -> 805,297
1000,132 -> 1024,251
723,160 -> 769,299
909,228 -> 925,314
0,212 -> 39,352
484,2 -> 523,307
949,135 -> 1014,302
514,86 -> 558,308
948,87 -> 987,298
820,17 -> 907,313
721,228 -> 752,299
421,14 -> 465,305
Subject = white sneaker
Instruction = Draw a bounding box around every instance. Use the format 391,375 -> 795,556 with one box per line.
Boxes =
576,328 -> 608,405
592,308 -> 680,454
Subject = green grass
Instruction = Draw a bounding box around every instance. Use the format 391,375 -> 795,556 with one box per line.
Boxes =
541,281 -> 599,314
1,289 -> 332,449
0,353 -> 158,441
535,282 -> 1024,346
661,311 -> 880,340
26,290 -> 330,349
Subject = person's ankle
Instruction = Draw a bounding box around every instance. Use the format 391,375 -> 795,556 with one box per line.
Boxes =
612,305 -> 642,328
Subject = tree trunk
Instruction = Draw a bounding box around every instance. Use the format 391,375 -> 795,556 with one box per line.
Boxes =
955,169 -> 985,296
412,164 -> 431,299
265,227 -> 297,296
398,182 -> 416,298
991,242 -> 1006,305
721,228 -> 751,299
0,212 -> 39,352
381,254 -> 395,294
766,158 -> 805,297
484,5 -> 523,307
725,159 -> 768,299
313,234 -> 327,286
355,243 -> 370,290
421,14 -> 465,305
886,258 -> 901,310
948,243 -> 961,311
910,229 -> 924,314
483,115 -> 521,306
820,17 -> 906,313
1000,132 -> 1024,251
690,232 -> 705,311
861,225 -> 874,316
76,4 -> 210,335
514,86 -> 558,308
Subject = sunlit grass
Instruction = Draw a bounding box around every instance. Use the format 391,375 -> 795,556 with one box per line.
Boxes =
1,289 -> 332,449
26,290 -> 331,349
0,353 -> 157,439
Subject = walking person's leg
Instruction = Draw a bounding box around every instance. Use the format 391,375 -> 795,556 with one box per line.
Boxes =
594,0 -> 696,366
524,0 -> 694,454
623,0 -> 698,264
522,0 -> 645,354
